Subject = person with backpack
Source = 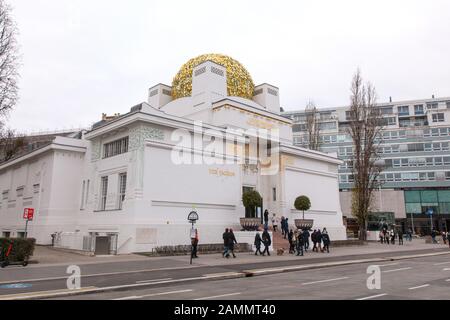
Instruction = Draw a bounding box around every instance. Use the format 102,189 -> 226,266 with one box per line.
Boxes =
262,228 -> 271,256
254,232 -> 263,256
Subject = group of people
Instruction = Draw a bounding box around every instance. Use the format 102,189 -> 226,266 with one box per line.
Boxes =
379,228 -> 404,245
431,229 -> 450,247
254,228 -> 272,256
222,228 -> 238,258
286,228 -> 331,255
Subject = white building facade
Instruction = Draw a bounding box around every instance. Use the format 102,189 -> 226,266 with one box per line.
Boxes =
0,54 -> 346,254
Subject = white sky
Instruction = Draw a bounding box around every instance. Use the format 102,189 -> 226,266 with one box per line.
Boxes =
7,0 -> 450,133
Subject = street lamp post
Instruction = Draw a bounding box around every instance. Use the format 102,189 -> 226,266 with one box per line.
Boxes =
188,210 -> 199,265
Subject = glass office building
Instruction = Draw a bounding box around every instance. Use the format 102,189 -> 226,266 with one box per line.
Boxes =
283,97 -> 450,235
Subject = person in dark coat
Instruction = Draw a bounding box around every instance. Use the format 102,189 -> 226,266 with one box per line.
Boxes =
322,229 -> 330,253
263,210 -> 269,229
296,231 -> 304,256
316,229 -> 323,252
191,229 -> 199,258
262,229 -> 271,256
254,232 -> 263,255
228,229 -> 238,258
222,228 -> 230,258
398,231 -> 404,245
311,230 -> 318,252
281,217 -> 286,237
288,229 -> 294,254
284,218 -> 290,239
303,229 -> 310,252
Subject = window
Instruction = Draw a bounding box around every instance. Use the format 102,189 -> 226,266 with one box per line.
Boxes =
33,184 -> 40,194
2,231 -> 10,238
293,124 -> 307,132
435,157 -> 443,166
103,137 -> 129,159
397,106 -> 409,116
380,107 -> 393,115
447,101 -> 450,109
446,172 -> 450,180
425,143 -> 432,152
442,142 -> 449,151
439,128 -> 448,136
85,180 -> 90,207
17,232 -> 25,238
80,181 -> 86,210
427,103 -> 438,110
16,187 -> 24,198
319,122 -> 337,130
100,176 -> 108,211
444,157 -> 450,165
431,128 -> 439,136
414,105 -> 424,115
432,113 -> 445,123
272,188 -> 277,202
2,190 -> 9,200
118,173 -> 127,210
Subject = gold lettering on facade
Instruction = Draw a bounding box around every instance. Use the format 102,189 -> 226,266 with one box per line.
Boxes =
209,168 -> 236,177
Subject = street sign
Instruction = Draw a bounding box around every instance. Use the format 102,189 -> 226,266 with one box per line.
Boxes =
23,208 -> 34,221
188,211 -> 199,223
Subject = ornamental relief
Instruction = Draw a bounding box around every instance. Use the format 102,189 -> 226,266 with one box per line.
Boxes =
91,140 -> 101,161
129,125 -> 165,151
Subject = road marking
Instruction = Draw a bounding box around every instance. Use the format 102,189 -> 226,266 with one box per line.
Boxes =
195,292 -> 241,300
433,261 -> 450,266
382,267 -> 412,273
136,278 -> 172,284
302,277 -> 349,286
446,279 -> 450,282
0,287 -> 97,300
408,284 -> 430,290
443,268 -> 450,271
356,293 -> 388,300
0,265 -> 199,285
375,263 -> 399,267
113,289 -> 193,300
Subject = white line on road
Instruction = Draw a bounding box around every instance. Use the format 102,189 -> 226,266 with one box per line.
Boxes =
302,277 -> 349,286
446,279 -> 450,282
433,261 -> 450,266
136,278 -> 173,284
113,289 -> 193,300
408,284 -> 430,290
356,293 -> 388,300
195,292 -> 241,300
382,267 -> 412,273
443,268 -> 450,271
375,263 -> 400,267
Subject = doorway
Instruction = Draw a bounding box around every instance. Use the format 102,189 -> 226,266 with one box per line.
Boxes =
95,236 -> 111,255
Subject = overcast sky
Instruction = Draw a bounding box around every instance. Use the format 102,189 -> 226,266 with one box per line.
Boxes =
7,0 -> 450,133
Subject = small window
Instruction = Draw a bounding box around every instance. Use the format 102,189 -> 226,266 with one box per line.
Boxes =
103,137 -> 129,159
427,103 -> 438,110
16,187 -> 24,198
80,180 -> 86,210
272,188 -> 277,202
397,106 -> 409,115
33,184 -> 40,194
2,191 -> 9,200
118,173 -> 127,210
414,105 -> 424,115
435,157 -> 443,166
17,232 -> 25,238
100,176 -> 108,211
432,113 -> 445,123
2,231 -> 10,238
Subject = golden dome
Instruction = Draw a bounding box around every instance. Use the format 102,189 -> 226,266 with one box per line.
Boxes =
171,54 -> 255,100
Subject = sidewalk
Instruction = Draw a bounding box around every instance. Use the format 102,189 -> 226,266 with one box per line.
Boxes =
31,239 -> 450,268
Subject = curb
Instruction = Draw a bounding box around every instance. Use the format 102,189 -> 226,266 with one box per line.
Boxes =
6,250 -> 450,300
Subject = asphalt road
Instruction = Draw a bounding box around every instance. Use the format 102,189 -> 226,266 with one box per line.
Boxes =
0,247 -> 449,299
55,254 -> 450,300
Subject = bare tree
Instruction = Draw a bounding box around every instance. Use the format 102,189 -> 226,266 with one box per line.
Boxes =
347,70 -> 384,241
0,127 -> 24,162
305,101 -> 320,150
0,0 -> 19,117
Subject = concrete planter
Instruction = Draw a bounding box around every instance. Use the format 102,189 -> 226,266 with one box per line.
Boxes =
240,218 -> 261,231
294,219 -> 314,230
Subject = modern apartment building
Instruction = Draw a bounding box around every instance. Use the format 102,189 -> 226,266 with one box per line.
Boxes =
283,97 -> 450,235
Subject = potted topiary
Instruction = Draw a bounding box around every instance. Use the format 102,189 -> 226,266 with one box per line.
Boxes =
241,190 -> 262,231
294,195 -> 314,230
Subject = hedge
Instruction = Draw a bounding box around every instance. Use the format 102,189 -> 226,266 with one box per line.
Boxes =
0,238 -> 36,262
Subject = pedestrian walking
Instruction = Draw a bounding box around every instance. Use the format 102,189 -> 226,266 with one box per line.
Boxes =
254,232 -> 263,256
322,229 -> 330,253
390,230 -> 395,245
442,231 -> 447,245
447,233 -> 450,249
296,230 -> 304,256
284,218 -> 290,239
312,230 -> 318,252
379,231 -> 384,244
431,229 -> 438,244
303,228 -> 310,252
316,229 -> 323,252
191,229 -> 199,259
228,228 -> 238,258
288,229 -> 294,254
281,216 -> 286,237
262,228 -> 271,256
272,214 -> 278,233
264,210 -> 269,229
398,231 -> 404,245
222,228 -> 230,258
